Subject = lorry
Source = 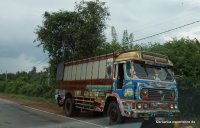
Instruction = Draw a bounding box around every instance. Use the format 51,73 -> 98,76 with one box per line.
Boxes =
55,50 -> 180,124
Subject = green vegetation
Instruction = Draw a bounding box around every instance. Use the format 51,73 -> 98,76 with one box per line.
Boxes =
35,1 -> 110,84
0,67 -> 54,99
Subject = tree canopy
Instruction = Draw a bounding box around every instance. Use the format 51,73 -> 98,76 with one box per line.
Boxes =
35,1 -> 110,82
35,1 -> 109,62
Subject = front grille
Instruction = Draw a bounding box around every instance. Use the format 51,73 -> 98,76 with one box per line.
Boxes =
141,88 -> 175,101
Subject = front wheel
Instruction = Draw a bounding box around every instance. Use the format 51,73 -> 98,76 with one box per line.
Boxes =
64,97 -> 73,117
64,97 -> 80,117
107,101 -> 125,124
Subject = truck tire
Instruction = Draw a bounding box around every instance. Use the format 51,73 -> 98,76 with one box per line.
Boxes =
64,97 -> 74,117
64,97 -> 80,117
107,101 -> 125,124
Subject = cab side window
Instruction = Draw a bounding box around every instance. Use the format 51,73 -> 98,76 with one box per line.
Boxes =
126,61 -> 132,78
117,63 -> 124,89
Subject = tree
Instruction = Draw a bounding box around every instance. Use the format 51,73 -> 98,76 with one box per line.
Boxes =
129,33 -> 134,43
111,26 -> 118,44
35,1 -> 110,83
128,33 -> 134,49
29,67 -> 36,75
122,30 -> 129,48
74,1 -> 110,58
121,30 -> 134,49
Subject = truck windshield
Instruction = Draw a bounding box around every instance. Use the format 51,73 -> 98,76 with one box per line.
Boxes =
134,62 -> 174,81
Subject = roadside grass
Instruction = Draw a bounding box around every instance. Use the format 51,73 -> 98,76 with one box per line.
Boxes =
0,92 -> 55,104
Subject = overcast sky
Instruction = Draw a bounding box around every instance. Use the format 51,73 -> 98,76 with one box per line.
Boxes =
1,0 -> 200,73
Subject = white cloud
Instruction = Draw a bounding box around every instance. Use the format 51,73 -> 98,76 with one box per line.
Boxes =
178,31 -> 196,39
183,0 -> 200,5
0,54 -> 48,73
161,26 -> 200,42
162,35 -> 173,42
177,27 -> 200,40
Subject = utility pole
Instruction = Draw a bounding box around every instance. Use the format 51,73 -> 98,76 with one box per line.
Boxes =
5,70 -> 7,81
62,41 -> 65,61
48,68 -> 50,86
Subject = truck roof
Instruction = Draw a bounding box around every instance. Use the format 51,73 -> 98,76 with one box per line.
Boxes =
115,50 -> 173,66
64,50 -> 173,66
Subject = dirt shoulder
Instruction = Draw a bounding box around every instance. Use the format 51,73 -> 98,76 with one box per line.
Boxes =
0,94 -> 64,115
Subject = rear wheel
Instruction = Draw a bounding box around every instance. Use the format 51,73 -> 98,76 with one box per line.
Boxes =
107,101 -> 125,124
64,97 -> 80,117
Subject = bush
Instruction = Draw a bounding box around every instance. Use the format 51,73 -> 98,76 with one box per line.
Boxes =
0,80 -> 54,99
179,87 -> 200,117
0,81 -> 7,92
18,82 -> 33,96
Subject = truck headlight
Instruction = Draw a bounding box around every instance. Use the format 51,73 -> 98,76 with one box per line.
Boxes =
143,103 -> 148,109
174,104 -> 178,109
170,104 -> 174,109
137,103 -> 142,109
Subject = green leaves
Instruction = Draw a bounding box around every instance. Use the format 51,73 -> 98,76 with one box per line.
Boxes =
35,1 -> 110,83
35,1 -> 109,61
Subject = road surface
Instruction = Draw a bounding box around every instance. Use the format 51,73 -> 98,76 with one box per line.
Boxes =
0,98 -> 142,128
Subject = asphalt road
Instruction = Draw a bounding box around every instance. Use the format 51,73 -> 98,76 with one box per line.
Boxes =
0,98 -> 143,128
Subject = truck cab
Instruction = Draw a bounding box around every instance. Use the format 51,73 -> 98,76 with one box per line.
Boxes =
106,51 -> 180,124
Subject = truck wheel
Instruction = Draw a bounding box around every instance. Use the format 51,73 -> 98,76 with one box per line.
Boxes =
64,97 -> 80,117
107,101 -> 124,124
64,97 -> 74,117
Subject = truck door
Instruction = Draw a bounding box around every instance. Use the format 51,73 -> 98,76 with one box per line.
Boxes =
117,63 -> 125,89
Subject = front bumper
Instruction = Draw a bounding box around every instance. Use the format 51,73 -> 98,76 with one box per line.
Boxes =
123,109 -> 180,118
130,109 -> 180,118
121,100 -> 180,118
